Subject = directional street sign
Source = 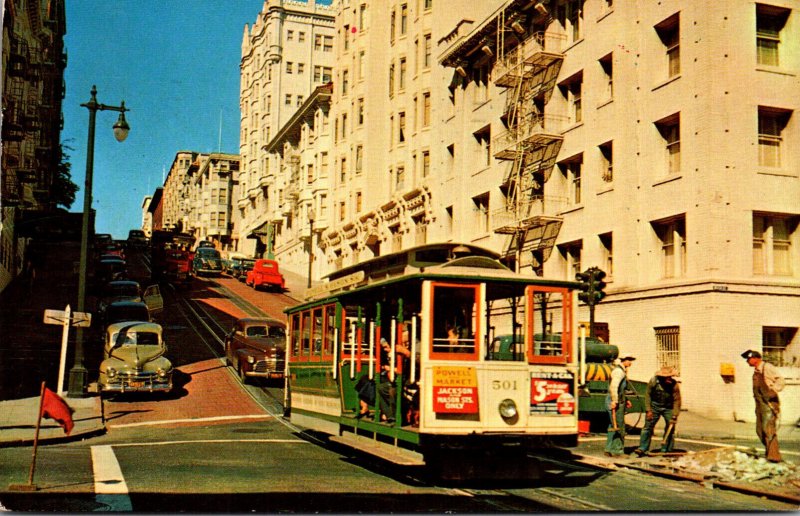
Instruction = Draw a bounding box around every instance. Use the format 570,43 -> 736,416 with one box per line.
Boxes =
44,309 -> 91,327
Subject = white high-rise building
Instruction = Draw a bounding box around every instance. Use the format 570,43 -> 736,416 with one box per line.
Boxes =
238,0 -> 337,258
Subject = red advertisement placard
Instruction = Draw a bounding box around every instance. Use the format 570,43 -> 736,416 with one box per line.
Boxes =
432,366 -> 479,413
530,370 -> 575,415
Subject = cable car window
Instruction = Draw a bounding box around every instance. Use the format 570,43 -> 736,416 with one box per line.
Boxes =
301,311 -> 311,356
431,283 -> 479,359
324,304 -> 336,356
290,313 -> 301,357
312,307 -> 323,354
527,286 -> 572,364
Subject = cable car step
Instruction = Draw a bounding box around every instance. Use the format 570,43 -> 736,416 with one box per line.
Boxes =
331,433 -> 425,466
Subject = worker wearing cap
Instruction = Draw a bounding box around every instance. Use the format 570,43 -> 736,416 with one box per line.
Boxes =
604,353 -> 635,457
742,349 -> 784,462
634,366 -> 682,456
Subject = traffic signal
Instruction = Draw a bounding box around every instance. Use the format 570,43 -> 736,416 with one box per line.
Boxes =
575,271 -> 590,303
590,268 -> 607,303
576,267 -> 607,306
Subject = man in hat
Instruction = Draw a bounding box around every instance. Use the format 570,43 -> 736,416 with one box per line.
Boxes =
742,349 -> 784,462
634,366 -> 682,456
604,353 -> 636,457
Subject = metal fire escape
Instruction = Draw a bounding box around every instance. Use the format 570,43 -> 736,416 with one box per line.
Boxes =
491,12 -> 566,274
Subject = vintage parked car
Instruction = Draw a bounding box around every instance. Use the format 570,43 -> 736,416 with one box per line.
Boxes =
225,317 -> 286,383
93,256 -> 127,290
245,259 -> 286,291
94,233 -> 113,246
235,258 -> 256,282
164,249 -> 192,287
192,247 -> 223,276
127,229 -> 149,249
101,300 -> 154,330
98,321 -> 173,394
99,242 -> 126,260
196,240 -> 216,249
96,281 -> 163,318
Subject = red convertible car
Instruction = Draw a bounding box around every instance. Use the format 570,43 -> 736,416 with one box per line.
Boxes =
246,259 -> 285,291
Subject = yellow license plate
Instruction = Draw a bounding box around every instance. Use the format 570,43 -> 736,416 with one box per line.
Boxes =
128,381 -> 144,388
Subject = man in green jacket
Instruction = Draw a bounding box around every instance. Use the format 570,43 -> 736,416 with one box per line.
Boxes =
634,366 -> 681,456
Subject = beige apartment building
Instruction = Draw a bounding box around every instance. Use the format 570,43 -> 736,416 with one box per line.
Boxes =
162,151 -> 199,233
238,0 -> 337,258
241,0 -> 799,422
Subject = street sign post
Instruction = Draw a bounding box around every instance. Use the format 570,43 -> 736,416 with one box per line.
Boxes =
43,306 -> 92,396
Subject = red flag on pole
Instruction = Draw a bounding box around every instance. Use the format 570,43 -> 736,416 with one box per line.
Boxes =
41,387 -> 74,435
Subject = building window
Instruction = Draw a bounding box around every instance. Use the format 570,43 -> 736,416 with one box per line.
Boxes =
599,53 -> 613,100
399,58 -> 407,90
390,9 -> 396,44
559,240 -> 582,280
299,31 -> 306,42
287,30 -> 294,41
758,107 -> 791,168
656,14 -> 680,78
424,34 -> 432,69
389,63 -> 395,97
472,192 -> 490,234
359,4 -> 368,30
473,125 -> 491,167
396,165 -> 405,190
339,202 -> 346,222
315,34 -> 323,51
472,65 -> 489,103
446,205 -> 454,234
400,4 -> 408,35
599,141 -> 613,182
763,326 -> 798,367
559,72 -> 582,125
286,61 -> 293,74
753,213 -> 797,276
656,114 -> 680,175
285,94 -> 292,106
600,232 -> 613,277
422,150 -> 430,177
320,152 -> 329,177
652,215 -> 686,279
297,95 -> 304,106
422,92 -> 431,127
340,157 -> 347,183
323,36 -> 333,52
357,98 -> 365,125
343,25 -> 350,51
399,112 -> 406,143
424,0 -> 432,9
655,326 -> 680,374
355,145 -> 363,174
298,63 -> 305,74
342,70 -> 349,95
341,113 -> 348,138
356,191 -> 363,212
560,154 -> 583,204
358,51 -> 366,80
757,5 -> 789,67
558,0 -> 584,43
307,164 -> 314,184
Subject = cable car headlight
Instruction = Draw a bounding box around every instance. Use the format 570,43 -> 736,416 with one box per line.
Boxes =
499,398 -> 518,421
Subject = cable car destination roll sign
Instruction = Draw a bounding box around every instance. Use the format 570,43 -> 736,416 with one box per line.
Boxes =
432,366 -> 479,413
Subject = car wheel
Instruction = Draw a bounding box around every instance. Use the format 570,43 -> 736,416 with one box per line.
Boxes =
224,345 -> 232,366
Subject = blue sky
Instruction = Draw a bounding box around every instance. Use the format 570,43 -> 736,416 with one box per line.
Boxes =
63,1 -> 264,239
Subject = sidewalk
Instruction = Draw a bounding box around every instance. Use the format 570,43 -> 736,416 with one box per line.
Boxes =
0,395 -> 105,447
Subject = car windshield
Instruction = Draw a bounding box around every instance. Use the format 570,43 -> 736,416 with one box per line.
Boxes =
112,331 -> 160,347
245,325 -> 285,337
107,285 -> 139,297
197,249 -> 221,258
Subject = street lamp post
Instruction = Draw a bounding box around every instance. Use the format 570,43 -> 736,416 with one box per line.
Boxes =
68,86 -> 130,397
307,209 -> 315,289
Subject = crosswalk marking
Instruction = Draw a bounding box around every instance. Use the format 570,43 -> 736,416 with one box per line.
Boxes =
108,413 -> 271,429
91,445 -> 133,511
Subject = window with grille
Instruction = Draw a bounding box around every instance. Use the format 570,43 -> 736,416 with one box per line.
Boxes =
753,213 -> 797,276
655,326 -> 680,373
757,5 -> 788,67
656,14 -> 680,78
758,107 -> 790,168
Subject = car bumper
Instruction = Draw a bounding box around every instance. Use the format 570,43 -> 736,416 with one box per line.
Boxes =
101,376 -> 172,392
246,360 -> 285,378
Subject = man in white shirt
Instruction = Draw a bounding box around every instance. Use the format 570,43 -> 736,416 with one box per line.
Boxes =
604,353 -> 635,457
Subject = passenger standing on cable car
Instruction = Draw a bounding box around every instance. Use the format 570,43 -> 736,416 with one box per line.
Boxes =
605,353 -> 635,457
378,337 -> 410,424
